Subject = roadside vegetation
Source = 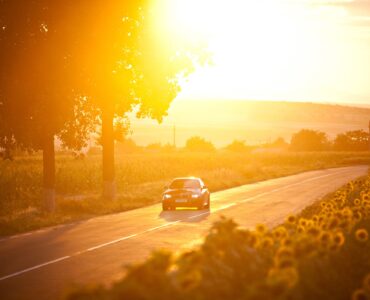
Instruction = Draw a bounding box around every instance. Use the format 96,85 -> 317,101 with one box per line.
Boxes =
290,129 -> 370,152
1,151 -> 370,236
67,172 -> 370,300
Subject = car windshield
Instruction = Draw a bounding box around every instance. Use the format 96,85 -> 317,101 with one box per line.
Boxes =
169,179 -> 201,189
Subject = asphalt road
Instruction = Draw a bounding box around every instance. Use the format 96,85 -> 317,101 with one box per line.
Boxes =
0,165 -> 368,300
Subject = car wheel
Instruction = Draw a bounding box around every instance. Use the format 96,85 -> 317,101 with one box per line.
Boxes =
204,195 -> 210,209
197,196 -> 206,210
162,203 -> 169,211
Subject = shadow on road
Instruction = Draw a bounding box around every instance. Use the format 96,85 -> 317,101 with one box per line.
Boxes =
158,208 -> 210,223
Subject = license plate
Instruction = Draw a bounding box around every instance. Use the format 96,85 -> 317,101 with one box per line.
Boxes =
176,199 -> 187,203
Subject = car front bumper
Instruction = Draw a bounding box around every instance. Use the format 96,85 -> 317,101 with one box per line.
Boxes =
163,197 -> 203,207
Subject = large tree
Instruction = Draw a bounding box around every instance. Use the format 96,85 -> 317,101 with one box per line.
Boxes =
0,1 -> 97,211
71,1 -> 208,199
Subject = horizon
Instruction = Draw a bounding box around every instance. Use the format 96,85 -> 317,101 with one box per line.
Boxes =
129,100 -> 370,147
170,98 -> 370,108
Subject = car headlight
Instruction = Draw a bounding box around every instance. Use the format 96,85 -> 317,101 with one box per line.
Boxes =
191,194 -> 200,199
163,194 -> 172,199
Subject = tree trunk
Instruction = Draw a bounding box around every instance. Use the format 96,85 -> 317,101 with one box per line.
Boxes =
43,133 -> 56,212
102,107 -> 116,199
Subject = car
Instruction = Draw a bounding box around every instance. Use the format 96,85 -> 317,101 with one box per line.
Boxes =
162,177 -> 210,211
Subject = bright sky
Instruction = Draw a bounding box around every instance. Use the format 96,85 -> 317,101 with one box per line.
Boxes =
156,0 -> 370,104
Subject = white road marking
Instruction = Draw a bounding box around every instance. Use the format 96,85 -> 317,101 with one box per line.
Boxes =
0,256 -> 70,281
188,211 -> 212,219
0,220 -> 85,243
0,168 -> 362,282
144,221 -> 180,232
238,171 -> 349,204
216,203 -> 237,211
86,234 -> 138,252
0,220 -> 182,282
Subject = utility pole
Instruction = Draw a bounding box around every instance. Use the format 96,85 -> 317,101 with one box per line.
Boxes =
173,124 -> 176,148
368,120 -> 370,151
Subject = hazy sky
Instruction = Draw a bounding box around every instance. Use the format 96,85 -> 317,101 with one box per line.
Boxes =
160,0 -> 370,104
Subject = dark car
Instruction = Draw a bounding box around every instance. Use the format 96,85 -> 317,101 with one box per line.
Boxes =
162,177 -> 210,211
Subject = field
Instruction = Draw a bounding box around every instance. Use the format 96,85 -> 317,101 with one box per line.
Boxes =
67,171 -> 370,300
0,151 -> 370,236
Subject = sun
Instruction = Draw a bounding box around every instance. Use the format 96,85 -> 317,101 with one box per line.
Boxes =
152,0 -> 336,102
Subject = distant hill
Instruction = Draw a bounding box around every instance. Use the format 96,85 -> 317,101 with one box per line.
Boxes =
129,100 -> 370,147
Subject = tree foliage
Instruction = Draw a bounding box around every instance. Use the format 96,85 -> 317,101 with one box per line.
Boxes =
0,1 -> 97,153
225,140 -> 251,152
69,0 -> 208,121
185,136 -> 215,152
1,0 -> 203,153
334,130 -> 369,151
290,129 -> 330,152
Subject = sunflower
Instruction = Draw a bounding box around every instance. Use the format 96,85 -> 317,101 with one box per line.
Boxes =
355,229 -> 369,243
319,232 -> 331,244
333,231 -> 345,246
256,223 -> 268,235
286,215 -> 296,225
351,289 -> 369,300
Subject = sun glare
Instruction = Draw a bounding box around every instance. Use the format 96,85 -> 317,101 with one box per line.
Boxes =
153,0 -> 370,103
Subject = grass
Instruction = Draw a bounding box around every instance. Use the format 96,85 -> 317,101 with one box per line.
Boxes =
66,172 -> 370,300
0,151 -> 369,236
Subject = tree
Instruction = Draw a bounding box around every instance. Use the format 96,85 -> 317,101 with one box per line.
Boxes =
116,138 -> 141,154
0,1 -> 97,211
225,140 -> 251,152
71,1 -> 208,199
185,136 -> 215,152
334,130 -> 369,151
270,137 -> 289,149
290,129 -> 329,151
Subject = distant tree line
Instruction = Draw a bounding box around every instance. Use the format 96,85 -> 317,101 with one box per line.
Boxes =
108,129 -> 369,153
83,128 -> 369,155
290,129 -> 370,152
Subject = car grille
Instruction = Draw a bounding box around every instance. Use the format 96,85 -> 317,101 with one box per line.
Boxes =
176,193 -> 188,198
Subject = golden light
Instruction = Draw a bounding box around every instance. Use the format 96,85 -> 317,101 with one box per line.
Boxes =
151,0 -> 370,104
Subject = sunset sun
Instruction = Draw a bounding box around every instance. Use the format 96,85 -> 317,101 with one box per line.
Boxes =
154,0 -> 370,104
